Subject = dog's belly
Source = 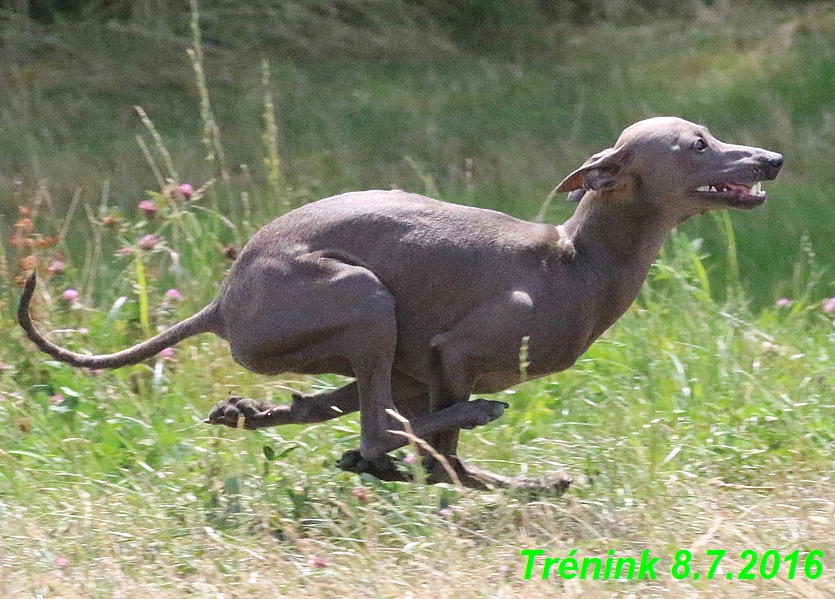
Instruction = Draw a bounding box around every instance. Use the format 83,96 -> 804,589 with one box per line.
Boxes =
230,346 -> 354,378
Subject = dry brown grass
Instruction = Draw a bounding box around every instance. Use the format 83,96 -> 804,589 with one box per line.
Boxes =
1,471 -> 832,598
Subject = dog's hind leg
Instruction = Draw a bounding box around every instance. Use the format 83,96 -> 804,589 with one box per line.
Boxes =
212,253 -> 410,461
204,382 -> 360,430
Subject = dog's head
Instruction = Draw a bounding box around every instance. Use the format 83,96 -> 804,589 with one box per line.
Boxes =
555,117 -> 783,218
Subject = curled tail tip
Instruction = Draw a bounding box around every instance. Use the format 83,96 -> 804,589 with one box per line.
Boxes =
23,272 -> 37,297
18,272 -> 37,324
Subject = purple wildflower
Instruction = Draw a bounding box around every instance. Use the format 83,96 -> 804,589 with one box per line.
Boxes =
776,298 -> 791,308
351,486 -> 370,503
164,289 -> 182,301
825,298 -> 835,314
138,199 -> 157,219
62,289 -> 80,302
48,259 -> 66,275
138,234 -> 160,251
178,183 -> 194,199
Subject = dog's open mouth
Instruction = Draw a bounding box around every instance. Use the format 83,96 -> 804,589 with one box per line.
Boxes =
693,181 -> 766,208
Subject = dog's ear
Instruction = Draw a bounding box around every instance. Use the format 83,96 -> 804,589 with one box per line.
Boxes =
555,147 -> 632,199
566,189 -> 587,203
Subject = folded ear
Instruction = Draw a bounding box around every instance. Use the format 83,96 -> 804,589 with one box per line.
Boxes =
555,146 -> 632,196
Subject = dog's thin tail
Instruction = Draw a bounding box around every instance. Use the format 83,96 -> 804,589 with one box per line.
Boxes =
18,273 -> 222,369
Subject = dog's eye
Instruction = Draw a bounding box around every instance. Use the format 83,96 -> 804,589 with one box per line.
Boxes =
693,138 -> 708,152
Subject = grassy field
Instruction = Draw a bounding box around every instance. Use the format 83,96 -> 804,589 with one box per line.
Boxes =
1,1 -> 835,597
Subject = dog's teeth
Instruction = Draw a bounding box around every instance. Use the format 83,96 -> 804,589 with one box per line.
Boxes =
751,182 -> 762,195
709,185 -> 718,192
697,185 -> 710,192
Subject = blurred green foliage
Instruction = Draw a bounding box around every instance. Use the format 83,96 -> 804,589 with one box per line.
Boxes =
3,0 -> 703,23
1,0 -> 834,307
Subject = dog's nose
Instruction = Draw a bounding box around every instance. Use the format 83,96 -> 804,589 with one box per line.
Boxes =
758,152 -> 783,179
766,152 -> 784,170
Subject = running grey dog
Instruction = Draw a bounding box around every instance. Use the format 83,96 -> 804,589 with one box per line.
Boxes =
19,117 -> 782,488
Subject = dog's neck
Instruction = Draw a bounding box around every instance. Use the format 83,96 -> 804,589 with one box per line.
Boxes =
564,193 -> 675,263
560,191 -> 679,335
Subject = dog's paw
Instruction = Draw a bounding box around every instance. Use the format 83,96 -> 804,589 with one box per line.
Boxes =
203,396 -> 277,430
422,454 -> 507,489
512,476 -> 573,495
460,398 -> 510,429
336,450 -> 412,482
422,455 -> 572,494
